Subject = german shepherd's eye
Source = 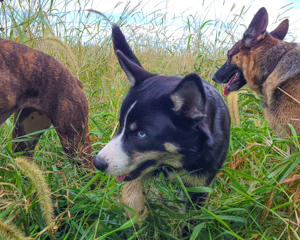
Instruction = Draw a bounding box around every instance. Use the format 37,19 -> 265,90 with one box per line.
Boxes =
136,131 -> 148,139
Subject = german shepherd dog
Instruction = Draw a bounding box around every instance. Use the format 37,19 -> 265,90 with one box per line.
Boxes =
0,38 -> 93,170
213,7 -> 300,138
93,25 -> 231,221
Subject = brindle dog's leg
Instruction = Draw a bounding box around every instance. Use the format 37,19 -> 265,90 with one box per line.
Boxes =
52,98 -> 93,172
54,123 -> 97,189
0,112 -> 13,128
121,178 -> 148,222
12,108 -> 52,156
55,125 -> 92,169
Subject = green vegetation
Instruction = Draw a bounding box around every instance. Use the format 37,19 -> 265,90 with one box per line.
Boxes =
0,0 -> 299,239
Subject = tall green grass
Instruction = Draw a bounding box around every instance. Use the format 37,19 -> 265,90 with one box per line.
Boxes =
1,0 -> 300,239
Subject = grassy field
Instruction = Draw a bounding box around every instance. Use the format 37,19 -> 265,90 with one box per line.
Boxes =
1,0 -> 300,239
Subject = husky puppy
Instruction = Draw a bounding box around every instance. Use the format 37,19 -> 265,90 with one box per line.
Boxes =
94,25 -> 231,220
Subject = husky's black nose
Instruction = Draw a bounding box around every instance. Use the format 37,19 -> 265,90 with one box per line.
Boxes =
93,156 -> 108,172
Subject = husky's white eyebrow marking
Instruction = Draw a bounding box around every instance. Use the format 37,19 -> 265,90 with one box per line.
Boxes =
95,100 -> 138,176
119,100 -> 137,137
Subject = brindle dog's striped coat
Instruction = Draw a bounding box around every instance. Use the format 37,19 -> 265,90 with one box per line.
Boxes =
0,38 -> 92,170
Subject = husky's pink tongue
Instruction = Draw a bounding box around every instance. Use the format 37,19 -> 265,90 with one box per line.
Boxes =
224,73 -> 239,96
116,173 -> 130,182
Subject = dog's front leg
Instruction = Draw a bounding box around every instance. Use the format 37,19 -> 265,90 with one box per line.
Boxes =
121,178 -> 147,222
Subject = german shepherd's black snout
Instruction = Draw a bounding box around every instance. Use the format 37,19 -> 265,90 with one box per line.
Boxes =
213,59 -> 247,96
211,74 -> 217,82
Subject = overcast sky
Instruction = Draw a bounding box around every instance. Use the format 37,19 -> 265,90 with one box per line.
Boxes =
76,0 -> 300,39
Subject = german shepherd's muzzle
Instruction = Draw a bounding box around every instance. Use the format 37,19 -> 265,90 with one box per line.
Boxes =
94,25 -> 231,221
213,7 -> 300,138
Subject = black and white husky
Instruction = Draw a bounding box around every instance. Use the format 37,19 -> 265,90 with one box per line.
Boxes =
94,25 -> 231,221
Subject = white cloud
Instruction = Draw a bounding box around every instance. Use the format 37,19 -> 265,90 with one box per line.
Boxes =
84,0 -> 300,40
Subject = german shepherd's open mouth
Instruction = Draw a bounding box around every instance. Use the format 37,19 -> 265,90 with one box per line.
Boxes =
213,66 -> 246,95
224,71 -> 241,95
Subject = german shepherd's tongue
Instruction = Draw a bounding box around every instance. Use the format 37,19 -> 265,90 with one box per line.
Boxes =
116,173 -> 129,182
224,73 -> 239,96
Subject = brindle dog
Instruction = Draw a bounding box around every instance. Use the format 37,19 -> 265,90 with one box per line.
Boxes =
0,38 -> 93,170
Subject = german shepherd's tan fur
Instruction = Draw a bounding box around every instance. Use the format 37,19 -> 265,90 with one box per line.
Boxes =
0,38 -> 93,169
213,7 -> 300,138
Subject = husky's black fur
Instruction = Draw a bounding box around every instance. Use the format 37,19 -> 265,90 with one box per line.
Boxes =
94,25 -> 230,221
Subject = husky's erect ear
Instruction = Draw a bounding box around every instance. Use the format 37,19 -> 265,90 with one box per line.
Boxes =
170,73 -> 213,145
242,7 -> 268,48
112,24 -> 142,67
115,50 -> 155,86
270,19 -> 289,40
170,73 -> 206,122
112,24 -> 155,86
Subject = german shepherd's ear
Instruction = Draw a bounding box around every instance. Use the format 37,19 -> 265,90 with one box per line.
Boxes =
112,24 -> 155,86
270,19 -> 289,40
242,7 -> 268,48
170,73 -> 206,122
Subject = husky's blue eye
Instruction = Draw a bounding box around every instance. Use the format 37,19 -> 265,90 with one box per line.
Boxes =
137,131 -> 147,139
